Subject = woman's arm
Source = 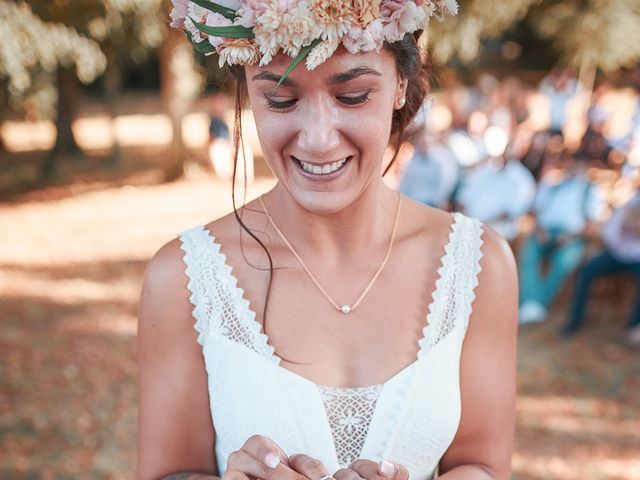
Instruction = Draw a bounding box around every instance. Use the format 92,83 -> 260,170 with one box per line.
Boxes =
138,239 -> 218,480
438,227 -> 519,480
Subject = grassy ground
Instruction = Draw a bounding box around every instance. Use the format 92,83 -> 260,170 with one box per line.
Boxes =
0,153 -> 638,479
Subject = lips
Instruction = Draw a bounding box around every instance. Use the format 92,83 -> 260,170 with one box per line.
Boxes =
292,155 -> 352,176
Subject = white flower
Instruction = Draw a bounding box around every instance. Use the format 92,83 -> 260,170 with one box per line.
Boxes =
218,38 -> 260,67
310,0 -> 354,43
254,1 -> 285,65
305,38 -> 340,70
282,4 -> 321,56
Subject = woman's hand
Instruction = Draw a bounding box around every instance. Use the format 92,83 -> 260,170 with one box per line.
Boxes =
222,435 -> 329,480
334,460 -> 408,480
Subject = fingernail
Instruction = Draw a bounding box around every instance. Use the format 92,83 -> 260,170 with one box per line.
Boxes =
265,453 -> 280,469
379,460 -> 396,477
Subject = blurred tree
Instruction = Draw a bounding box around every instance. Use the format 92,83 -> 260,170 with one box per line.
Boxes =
0,1 -> 105,165
26,0 -> 168,178
430,0 -> 640,77
428,0 -> 543,65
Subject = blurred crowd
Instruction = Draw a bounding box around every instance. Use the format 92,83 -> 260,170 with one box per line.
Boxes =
393,67 -> 640,347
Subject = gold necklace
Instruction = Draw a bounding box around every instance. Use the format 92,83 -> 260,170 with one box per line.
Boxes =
259,193 -> 403,315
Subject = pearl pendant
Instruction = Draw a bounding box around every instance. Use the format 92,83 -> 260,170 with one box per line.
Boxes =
341,304 -> 352,314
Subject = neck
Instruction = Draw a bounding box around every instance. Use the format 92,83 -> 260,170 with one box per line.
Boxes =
261,180 -> 399,265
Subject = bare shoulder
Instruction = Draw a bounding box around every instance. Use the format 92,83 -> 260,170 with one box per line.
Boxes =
137,235 -> 217,478
398,194 -> 456,243
139,236 -> 194,335
203,200 -> 265,245
438,223 -> 518,478
473,223 -> 519,330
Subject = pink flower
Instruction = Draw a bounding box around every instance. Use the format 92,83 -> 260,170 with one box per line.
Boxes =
169,0 -> 190,28
237,0 -> 265,28
205,11 -> 234,50
379,0 -> 427,42
342,18 -> 384,54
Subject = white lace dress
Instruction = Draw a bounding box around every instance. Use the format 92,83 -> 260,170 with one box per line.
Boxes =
178,212 -> 484,480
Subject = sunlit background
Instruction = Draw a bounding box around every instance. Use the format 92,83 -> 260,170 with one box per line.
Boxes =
1,1 -> 639,479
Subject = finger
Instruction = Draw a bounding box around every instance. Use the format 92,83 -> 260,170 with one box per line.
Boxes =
228,449 -> 308,480
289,453 -> 329,480
349,459 -> 408,480
222,469 -> 252,480
334,468 -> 365,480
242,434 -> 290,468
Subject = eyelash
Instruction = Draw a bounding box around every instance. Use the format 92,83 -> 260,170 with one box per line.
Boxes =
263,91 -> 372,111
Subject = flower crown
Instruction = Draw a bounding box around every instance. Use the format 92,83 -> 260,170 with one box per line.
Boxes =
171,0 -> 457,90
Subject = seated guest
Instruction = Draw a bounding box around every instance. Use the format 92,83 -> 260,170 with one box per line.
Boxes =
561,189 -> 640,345
518,151 -> 604,324
398,129 -> 460,210
456,152 -> 536,242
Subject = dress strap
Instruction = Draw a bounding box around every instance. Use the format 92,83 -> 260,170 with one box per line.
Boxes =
418,213 -> 484,355
178,225 -> 279,363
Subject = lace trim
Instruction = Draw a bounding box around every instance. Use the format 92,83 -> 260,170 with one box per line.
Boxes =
179,225 -> 280,364
418,212 -> 482,355
318,384 -> 384,467
382,213 -> 485,459
180,213 -> 469,381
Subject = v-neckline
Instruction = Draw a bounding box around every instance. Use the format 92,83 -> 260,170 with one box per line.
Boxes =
199,211 -> 461,391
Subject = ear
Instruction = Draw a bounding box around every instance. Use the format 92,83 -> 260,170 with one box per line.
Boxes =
395,77 -> 408,109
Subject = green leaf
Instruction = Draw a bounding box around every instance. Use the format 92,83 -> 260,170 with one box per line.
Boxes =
194,39 -> 215,55
189,16 -> 255,38
189,0 -> 236,20
272,39 -> 321,94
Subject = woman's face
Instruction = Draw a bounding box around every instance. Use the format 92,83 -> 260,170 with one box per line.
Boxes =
245,46 -> 406,214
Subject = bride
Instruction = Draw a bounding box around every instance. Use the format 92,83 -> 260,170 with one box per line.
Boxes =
138,1 -> 518,479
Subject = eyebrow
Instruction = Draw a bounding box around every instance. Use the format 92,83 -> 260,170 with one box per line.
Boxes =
327,67 -> 382,85
251,66 -> 382,88
251,71 -> 295,87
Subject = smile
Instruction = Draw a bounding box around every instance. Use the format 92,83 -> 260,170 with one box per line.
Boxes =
293,156 -> 351,176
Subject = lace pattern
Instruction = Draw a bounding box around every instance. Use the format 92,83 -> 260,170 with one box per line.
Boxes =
179,225 -> 279,362
318,384 -> 383,467
418,212 -> 483,354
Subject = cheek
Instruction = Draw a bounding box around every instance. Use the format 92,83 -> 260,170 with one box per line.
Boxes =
343,99 -> 395,161
250,105 -> 291,162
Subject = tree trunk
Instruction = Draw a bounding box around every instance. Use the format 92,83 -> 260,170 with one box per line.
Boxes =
159,26 -> 191,182
0,120 -> 5,153
41,67 -> 82,180
104,47 -> 123,167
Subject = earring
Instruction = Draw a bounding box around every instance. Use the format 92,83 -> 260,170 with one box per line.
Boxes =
398,98 -> 406,107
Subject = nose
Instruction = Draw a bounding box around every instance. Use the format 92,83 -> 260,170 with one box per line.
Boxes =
296,97 -> 340,158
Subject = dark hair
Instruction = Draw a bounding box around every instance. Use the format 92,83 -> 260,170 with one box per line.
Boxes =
226,33 -> 432,357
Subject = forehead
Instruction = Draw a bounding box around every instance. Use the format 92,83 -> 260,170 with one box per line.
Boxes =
245,46 -> 398,88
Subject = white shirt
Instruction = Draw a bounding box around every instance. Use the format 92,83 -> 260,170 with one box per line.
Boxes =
602,192 -> 640,263
398,145 -> 459,208
456,159 -> 536,240
534,173 -> 602,235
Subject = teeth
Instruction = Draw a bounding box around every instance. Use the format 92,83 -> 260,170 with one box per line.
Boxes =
298,157 -> 348,175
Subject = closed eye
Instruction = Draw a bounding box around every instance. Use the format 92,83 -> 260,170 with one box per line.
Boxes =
263,90 -> 372,111
337,91 -> 371,106
263,95 -> 296,111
